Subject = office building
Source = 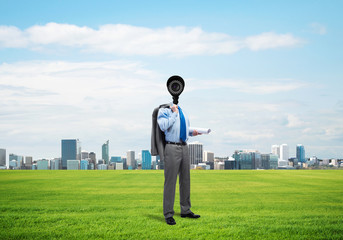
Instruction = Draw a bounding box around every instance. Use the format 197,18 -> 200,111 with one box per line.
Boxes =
80,160 -> 89,170
25,156 -> 33,169
142,150 -> 152,170
224,158 -> 236,169
9,154 -> 23,169
50,158 -> 60,170
9,160 -> 17,169
67,160 -> 79,170
98,164 -> 108,170
0,149 -> 6,166
189,141 -> 203,165
110,156 -> 122,163
61,139 -> 80,169
116,162 -> 123,170
127,150 -> 135,169
233,150 -> 261,169
37,159 -> 49,170
269,154 -> 278,169
81,151 -> 89,160
102,140 -> 109,164
89,152 -> 96,166
214,161 -> 224,170
203,151 -> 214,162
271,145 -> 280,159
279,144 -> 289,167
296,144 -> 306,163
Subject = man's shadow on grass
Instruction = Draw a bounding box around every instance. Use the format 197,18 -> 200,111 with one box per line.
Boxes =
146,214 -> 165,223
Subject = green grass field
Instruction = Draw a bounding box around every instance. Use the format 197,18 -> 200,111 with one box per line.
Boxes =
0,170 -> 342,239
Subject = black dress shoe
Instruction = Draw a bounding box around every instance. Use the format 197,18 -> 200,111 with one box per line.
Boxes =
181,212 -> 200,218
165,217 -> 176,225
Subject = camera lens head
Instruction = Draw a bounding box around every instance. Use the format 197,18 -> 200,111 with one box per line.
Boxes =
167,75 -> 185,96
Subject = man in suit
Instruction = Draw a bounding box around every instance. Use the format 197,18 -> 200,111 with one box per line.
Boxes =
157,103 -> 201,225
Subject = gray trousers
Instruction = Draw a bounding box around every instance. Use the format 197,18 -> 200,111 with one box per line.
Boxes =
163,144 -> 191,219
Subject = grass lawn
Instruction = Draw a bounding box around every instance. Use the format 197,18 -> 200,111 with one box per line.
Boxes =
0,170 -> 342,239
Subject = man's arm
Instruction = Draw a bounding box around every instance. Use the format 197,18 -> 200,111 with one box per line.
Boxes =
157,106 -> 178,132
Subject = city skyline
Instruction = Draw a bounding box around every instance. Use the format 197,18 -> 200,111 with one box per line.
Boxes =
1,1 -> 342,159
1,138 -> 337,169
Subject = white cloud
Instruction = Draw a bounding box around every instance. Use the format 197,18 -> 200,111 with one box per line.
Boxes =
0,23 -> 303,56
225,131 -> 274,141
187,78 -> 306,94
245,32 -> 303,51
310,23 -> 327,35
286,114 -> 306,128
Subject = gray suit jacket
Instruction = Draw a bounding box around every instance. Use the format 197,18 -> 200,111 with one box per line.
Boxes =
151,104 -> 169,162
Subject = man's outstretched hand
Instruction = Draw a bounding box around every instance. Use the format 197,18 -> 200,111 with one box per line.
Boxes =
192,130 -> 202,136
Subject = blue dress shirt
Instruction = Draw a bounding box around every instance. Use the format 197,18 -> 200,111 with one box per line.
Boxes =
157,106 -> 194,143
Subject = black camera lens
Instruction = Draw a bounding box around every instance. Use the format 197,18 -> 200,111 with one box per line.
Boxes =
171,82 -> 181,92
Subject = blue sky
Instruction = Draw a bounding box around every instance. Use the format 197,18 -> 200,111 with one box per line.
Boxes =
0,0 -> 342,163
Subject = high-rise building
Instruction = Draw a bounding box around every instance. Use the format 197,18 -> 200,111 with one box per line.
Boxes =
271,145 -> 280,159
89,152 -> 96,166
9,154 -> 23,169
142,150 -> 152,170
61,139 -> 80,170
102,140 -> 109,164
232,150 -> 261,169
81,151 -> 89,160
296,144 -> 306,163
127,150 -> 135,169
25,156 -> 33,169
0,149 -> 6,166
203,151 -> 214,162
189,142 -> 203,165
280,144 -> 289,161
269,154 -> 278,169
271,145 -> 279,157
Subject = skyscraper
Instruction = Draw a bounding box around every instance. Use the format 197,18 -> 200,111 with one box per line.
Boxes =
280,144 -> 289,161
127,150 -> 135,169
142,150 -> 152,170
61,139 -> 80,170
271,145 -> 280,158
102,140 -> 109,164
25,156 -> 33,169
279,144 -> 289,167
188,141 -> 203,165
0,149 -> 6,166
296,144 -> 306,163
89,152 -> 96,166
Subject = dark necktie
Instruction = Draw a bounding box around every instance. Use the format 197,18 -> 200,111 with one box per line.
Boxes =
178,106 -> 187,142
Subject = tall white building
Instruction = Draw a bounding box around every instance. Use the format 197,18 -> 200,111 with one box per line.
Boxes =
127,150 -> 135,169
280,144 -> 289,161
279,144 -> 289,167
271,145 -> 280,158
188,142 -> 203,165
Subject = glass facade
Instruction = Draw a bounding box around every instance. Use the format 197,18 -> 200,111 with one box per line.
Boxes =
61,139 -> 79,170
80,160 -> 89,170
142,150 -> 152,170
102,140 -> 109,164
296,144 -> 306,163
